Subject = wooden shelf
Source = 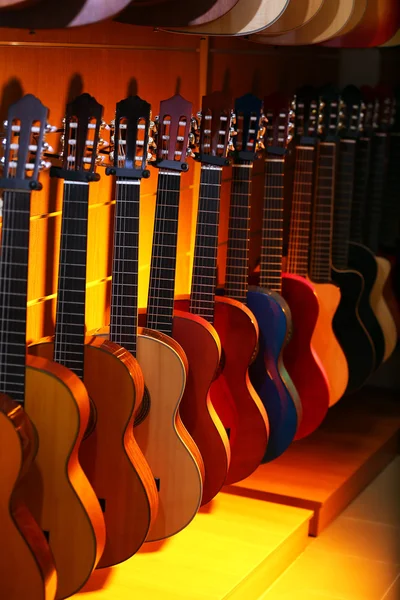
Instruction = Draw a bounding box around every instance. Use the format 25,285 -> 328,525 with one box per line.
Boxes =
225,386 -> 400,536
74,493 -> 312,600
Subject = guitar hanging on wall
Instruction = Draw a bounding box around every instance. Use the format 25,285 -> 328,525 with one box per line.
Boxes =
0,94 -> 58,600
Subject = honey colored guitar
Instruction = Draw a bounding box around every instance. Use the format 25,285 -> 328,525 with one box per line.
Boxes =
0,94 -> 105,600
29,94 -> 158,569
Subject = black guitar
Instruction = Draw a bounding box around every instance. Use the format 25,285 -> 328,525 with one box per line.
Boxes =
331,85 -> 376,392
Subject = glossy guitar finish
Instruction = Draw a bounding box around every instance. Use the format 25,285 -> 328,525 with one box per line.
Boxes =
117,0 -> 239,27
247,287 -> 300,462
282,273 -> 330,440
372,256 -> 397,361
348,242 -> 386,368
0,395 -> 57,600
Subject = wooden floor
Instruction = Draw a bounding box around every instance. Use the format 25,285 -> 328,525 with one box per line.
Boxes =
74,494 -> 312,599
226,386 -> 400,536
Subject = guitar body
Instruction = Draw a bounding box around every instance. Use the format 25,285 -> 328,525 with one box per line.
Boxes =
332,266 -> 376,392
247,287 -> 300,462
348,242 -> 386,368
29,337 -> 158,567
260,0 -> 325,35
281,274 -> 330,439
19,355 -> 106,600
0,396 -> 57,600
117,0 -> 239,27
309,281 -> 349,406
372,256 -> 397,361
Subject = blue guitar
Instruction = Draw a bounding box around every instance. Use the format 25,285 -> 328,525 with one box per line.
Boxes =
248,93 -> 302,462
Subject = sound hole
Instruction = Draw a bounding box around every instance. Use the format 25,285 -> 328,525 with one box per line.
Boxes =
214,348 -> 226,380
134,385 -> 151,427
83,397 -> 98,440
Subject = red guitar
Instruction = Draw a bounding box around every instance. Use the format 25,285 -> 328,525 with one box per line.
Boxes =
176,91 -> 269,486
282,87 -> 331,440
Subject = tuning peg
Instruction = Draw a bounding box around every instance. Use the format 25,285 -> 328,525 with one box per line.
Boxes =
196,111 -> 202,119
40,160 -> 52,171
3,120 -> 8,129
101,120 -> 110,130
45,124 -> 58,133
109,119 -> 115,130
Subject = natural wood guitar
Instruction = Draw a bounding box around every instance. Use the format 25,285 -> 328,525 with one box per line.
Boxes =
261,0 -> 325,35
117,0 -> 239,27
0,94 -> 105,600
29,94 -> 157,570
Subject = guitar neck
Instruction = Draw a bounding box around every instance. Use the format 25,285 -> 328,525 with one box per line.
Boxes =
109,178 -> 140,356
0,191 -> 31,403
332,139 -> 357,270
190,164 -> 222,323
380,133 -> 400,249
225,159 -> 252,303
363,133 -> 389,253
350,137 -> 371,244
146,170 -> 181,336
287,145 -> 316,276
309,142 -> 336,283
54,181 -> 89,379
259,156 -> 285,293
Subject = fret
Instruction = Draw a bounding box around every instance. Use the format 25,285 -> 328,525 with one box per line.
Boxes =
332,139 -> 356,269
363,134 -> 389,253
351,137 -> 371,243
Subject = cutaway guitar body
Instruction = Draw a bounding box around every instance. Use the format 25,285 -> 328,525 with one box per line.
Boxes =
19,355 -> 106,600
309,281 -> 349,406
372,257 -> 397,361
247,287 -> 300,462
348,242 -> 385,368
282,274 -> 331,440
29,337 -> 158,567
332,267 -> 376,392
0,395 -> 57,600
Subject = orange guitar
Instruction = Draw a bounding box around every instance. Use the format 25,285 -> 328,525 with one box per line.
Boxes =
29,93 -> 157,573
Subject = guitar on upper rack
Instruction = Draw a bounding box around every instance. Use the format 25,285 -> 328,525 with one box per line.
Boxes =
95,94 -> 205,539
176,91 -> 269,483
0,94 -> 57,600
246,92 -> 302,462
331,84 -> 376,392
282,86 -> 331,438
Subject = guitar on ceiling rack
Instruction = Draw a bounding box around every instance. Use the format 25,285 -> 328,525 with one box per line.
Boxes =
347,87 -> 386,370
95,94 -> 204,540
0,94 -> 57,600
29,93 -> 159,569
307,86 -> 349,406
282,86 -> 330,439
246,92 -> 301,462
176,91 -> 269,485
331,84 -> 376,392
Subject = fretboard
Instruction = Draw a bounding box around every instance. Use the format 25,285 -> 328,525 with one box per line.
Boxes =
332,139 -> 357,269
190,165 -> 222,323
363,133 -> 389,253
0,191 -> 31,403
225,160 -> 252,303
287,145 -> 316,276
54,181 -> 89,379
380,133 -> 400,249
350,137 -> 371,244
259,157 -> 285,293
146,170 -> 181,336
309,143 -> 336,283
109,178 -> 140,356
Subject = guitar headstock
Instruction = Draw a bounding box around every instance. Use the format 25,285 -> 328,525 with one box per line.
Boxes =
294,85 -> 322,144
106,95 -> 151,179
360,85 -> 378,137
193,91 -> 233,167
56,92 -> 104,182
340,85 -> 364,139
0,94 -> 51,191
373,84 -> 395,133
392,86 -> 400,133
263,92 -> 295,155
151,94 -> 192,172
230,93 -> 263,161
318,85 -> 345,141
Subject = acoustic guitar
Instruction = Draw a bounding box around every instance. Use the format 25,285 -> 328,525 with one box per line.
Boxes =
0,0 -> 133,27
331,84 -> 376,392
0,94 -> 57,600
251,0 -> 357,45
0,94 -> 106,600
117,0 -> 239,27
260,0 -> 325,36
282,87 -> 331,439
164,0 -> 290,36
307,86 -> 349,406
30,93 -> 159,568
94,94 -> 204,539
247,93 -> 301,462
176,91 -> 269,483
380,28 -> 400,46
0,0 -> 39,7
